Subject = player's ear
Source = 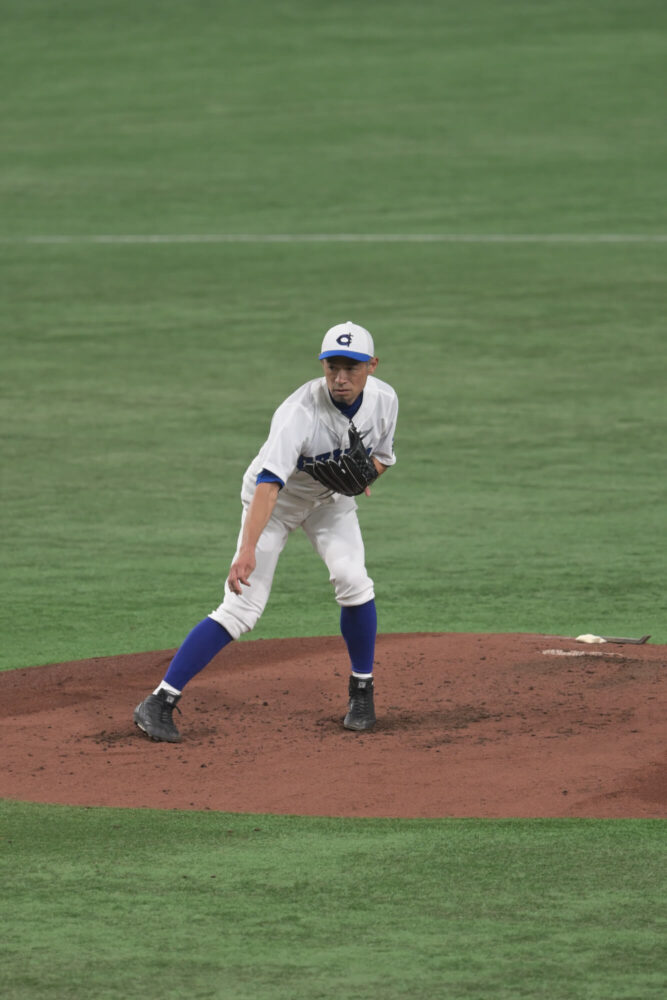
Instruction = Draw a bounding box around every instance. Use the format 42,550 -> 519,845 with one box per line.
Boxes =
368,356 -> 379,373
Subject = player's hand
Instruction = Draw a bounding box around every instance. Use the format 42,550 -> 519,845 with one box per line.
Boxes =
227,546 -> 256,595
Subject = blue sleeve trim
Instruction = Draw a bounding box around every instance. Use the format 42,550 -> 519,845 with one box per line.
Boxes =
256,468 -> 285,488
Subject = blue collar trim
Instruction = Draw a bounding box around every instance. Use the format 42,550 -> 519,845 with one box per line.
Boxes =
329,391 -> 363,420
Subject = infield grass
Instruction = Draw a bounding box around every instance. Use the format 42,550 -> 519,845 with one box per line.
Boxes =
2,238 -> 665,669
2,2 -> 666,999
3,0 -> 666,667
2,801 -> 666,1000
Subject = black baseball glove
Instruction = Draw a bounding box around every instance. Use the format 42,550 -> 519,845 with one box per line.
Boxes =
303,422 -> 378,496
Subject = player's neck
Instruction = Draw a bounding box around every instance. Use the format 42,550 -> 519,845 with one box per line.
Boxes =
328,390 -> 363,420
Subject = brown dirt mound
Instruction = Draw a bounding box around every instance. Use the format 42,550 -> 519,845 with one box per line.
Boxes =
2,632 -> 665,818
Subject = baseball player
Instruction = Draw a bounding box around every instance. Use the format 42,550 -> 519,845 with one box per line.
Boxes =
134,321 -> 398,742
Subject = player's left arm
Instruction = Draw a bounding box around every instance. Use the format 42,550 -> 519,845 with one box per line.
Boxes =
364,458 -> 390,496
364,388 -> 398,493
367,385 -> 398,474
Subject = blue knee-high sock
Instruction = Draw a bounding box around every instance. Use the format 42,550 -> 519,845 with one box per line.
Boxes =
340,599 -> 377,675
163,617 -> 233,691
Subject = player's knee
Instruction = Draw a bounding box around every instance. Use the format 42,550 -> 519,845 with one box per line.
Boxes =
329,559 -> 374,606
209,594 -> 264,639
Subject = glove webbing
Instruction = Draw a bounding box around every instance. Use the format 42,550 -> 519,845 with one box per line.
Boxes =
303,422 -> 378,496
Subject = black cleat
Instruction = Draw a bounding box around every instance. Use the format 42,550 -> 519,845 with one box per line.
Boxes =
343,675 -> 376,731
134,690 -> 182,743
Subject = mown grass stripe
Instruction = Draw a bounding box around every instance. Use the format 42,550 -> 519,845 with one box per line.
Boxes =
2,233 -> 667,245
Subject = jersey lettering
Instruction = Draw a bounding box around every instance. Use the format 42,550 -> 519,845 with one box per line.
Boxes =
297,444 -> 370,470
247,376 -> 397,492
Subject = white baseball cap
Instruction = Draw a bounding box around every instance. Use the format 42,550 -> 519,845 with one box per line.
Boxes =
319,321 -> 375,362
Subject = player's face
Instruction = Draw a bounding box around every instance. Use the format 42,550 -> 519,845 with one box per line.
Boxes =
321,356 -> 379,405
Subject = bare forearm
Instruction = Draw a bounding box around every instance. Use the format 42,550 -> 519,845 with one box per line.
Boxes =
227,482 -> 280,595
241,482 -> 280,549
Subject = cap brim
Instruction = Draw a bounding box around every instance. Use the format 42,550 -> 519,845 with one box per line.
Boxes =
319,349 -> 372,362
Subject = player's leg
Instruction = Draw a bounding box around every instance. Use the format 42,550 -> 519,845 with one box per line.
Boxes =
340,600 -> 377,676
134,507 -> 291,742
301,500 -> 377,730
133,617 -> 232,743
208,504 -> 291,639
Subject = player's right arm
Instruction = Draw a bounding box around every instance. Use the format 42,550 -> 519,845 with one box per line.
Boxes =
227,482 -> 281,595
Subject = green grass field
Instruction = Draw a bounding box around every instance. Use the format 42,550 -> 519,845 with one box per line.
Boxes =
2,2 -> 666,997
2,803 -> 666,1000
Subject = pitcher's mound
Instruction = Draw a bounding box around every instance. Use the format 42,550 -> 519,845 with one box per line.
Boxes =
2,632 -> 665,818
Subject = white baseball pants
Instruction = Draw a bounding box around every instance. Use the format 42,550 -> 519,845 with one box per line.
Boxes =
209,491 -> 374,640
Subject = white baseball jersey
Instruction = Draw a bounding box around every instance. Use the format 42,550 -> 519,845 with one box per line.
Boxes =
242,375 -> 398,505
210,374 -> 398,639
